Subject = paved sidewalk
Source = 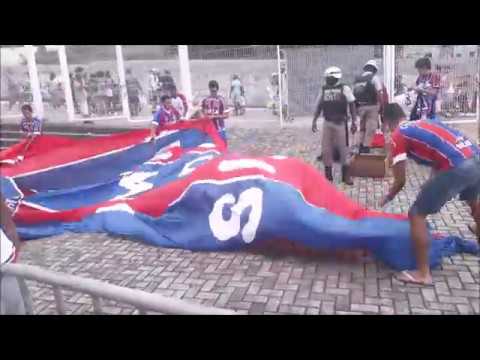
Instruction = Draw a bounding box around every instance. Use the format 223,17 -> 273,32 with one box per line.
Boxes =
15,123 -> 480,315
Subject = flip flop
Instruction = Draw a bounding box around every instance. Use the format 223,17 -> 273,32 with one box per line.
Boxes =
394,270 -> 434,287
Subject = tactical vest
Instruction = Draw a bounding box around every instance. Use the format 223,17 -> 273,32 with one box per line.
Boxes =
353,73 -> 377,106
321,83 -> 348,124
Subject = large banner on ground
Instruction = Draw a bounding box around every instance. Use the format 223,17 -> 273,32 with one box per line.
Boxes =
0,118 -> 477,271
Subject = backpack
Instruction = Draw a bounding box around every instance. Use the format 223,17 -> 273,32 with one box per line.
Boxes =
353,73 -> 377,106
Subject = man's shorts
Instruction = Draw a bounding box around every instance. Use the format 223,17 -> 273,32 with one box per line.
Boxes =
410,156 -> 480,216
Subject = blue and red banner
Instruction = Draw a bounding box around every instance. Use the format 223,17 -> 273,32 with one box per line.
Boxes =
1,118 -> 477,270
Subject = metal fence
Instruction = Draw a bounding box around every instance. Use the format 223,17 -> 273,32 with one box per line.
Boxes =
2,45 -> 477,126
188,45 -> 279,110
279,45 -> 384,117
1,263 -> 236,315
1,46 -> 31,120
395,45 -> 479,118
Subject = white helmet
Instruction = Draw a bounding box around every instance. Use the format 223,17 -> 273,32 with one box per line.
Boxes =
364,60 -> 378,71
324,66 -> 342,79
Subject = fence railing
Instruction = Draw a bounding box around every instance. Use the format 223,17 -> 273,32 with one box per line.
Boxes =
395,46 -> 479,117
1,263 -> 236,315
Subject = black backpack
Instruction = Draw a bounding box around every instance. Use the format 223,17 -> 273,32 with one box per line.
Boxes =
353,73 -> 377,106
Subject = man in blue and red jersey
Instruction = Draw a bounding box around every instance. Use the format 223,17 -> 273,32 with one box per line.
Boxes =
410,57 -> 441,121
201,80 -> 228,143
381,103 -> 480,285
150,95 -> 181,140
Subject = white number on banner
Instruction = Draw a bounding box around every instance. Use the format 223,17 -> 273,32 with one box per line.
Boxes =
456,137 -> 472,150
218,159 -> 276,174
179,154 -> 217,177
208,187 -> 263,244
115,171 -> 158,199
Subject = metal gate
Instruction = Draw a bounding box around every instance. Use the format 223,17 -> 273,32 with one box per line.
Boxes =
280,45 -> 384,117
1,263 -> 235,315
394,45 -> 479,118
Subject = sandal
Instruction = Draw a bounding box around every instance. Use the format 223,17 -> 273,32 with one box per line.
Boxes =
394,270 -> 434,287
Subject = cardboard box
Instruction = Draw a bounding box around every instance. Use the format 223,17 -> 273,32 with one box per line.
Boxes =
350,149 -> 389,178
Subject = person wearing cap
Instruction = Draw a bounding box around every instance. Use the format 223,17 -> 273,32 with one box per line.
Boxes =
353,60 -> 384,154
381,103 -> 480,285
312,66 -> 358,185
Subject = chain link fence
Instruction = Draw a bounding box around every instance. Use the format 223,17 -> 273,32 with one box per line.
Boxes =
395,45 -> 479,118
188,45 -> 279,112
278,45 -> 384,117
1,46 -> 31,119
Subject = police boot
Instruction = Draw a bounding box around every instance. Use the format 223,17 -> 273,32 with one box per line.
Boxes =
342,165 -> 354,185
325,166 -> 333,182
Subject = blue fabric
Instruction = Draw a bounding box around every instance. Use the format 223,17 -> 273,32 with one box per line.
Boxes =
15,178 -> 480,271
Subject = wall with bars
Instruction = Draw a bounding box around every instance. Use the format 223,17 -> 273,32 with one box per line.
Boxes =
1,59 -> 277,108
284,46 -> 383,116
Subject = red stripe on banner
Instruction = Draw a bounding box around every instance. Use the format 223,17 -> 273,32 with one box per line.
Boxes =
14,153 -> 405,225
0,118 -> 225,178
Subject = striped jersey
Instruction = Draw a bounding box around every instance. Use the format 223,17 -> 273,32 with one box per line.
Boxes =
390,119 -> 479,171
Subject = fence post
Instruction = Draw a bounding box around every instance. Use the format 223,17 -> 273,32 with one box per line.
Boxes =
178,45 -> 193,105
25,45 -> 44,119
115,45 -> 131,121
46,46 -> 75,122
477,45 -> 479,143
383,45 -> 396,102
277,45 -> 284,128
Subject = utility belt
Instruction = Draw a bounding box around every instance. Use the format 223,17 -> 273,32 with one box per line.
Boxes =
356,100 -> 378,108
324,115 -> 348,125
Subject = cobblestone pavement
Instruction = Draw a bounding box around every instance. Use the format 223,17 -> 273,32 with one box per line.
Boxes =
17,121 -> 479,315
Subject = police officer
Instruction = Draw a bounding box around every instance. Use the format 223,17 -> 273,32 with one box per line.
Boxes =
353,60 -> 384,153
312,66 -> 358,185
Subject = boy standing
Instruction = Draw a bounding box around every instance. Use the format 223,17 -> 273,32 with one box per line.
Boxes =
410,57 -> 441,121
201,80 -> 228,143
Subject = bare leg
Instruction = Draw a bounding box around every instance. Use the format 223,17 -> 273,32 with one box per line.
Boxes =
407,213 -> 432,283
467,200 -> 480,243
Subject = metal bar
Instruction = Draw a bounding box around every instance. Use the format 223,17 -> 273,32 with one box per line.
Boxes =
115,45 -> 131,121
91,296 -> 103,314
24,45 -> 44,118
277,45 -> 284,128
53,286 -> 66,315
383,45 -> 396,102
477,45 -> 479,142
1,263 -> 235,315
17,277 -> 34,315
57,46 -> 75,122
178,45 -> 193,105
